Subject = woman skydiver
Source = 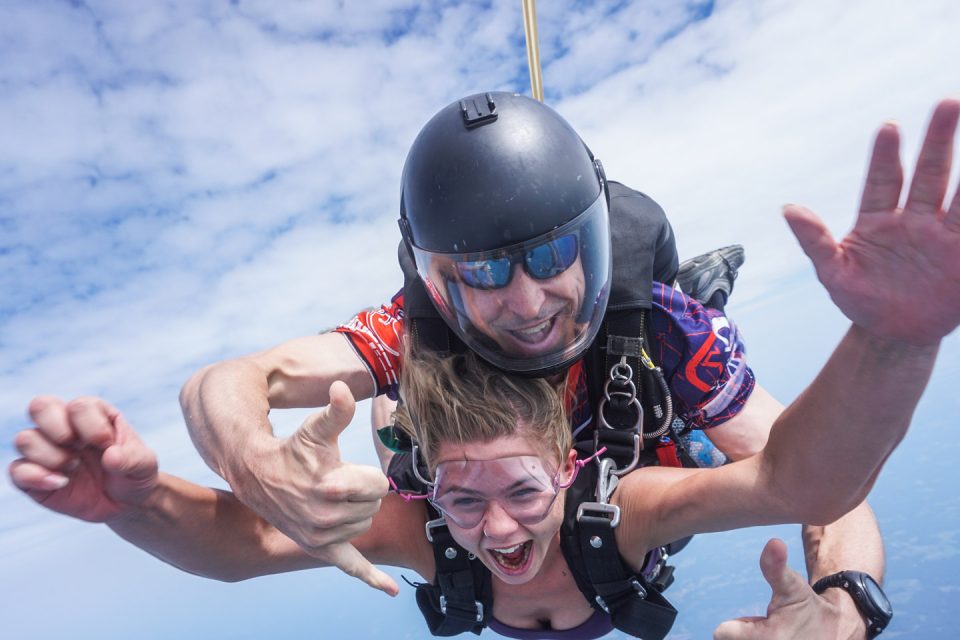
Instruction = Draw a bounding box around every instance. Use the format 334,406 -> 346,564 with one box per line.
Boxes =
10,98 -> 960,638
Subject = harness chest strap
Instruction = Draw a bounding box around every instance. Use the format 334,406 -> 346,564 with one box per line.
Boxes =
574,509 -> 678,640
562,455 -> 679,640
414,515 -> 492,637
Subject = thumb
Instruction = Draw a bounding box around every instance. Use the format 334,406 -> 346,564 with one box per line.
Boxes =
101,414 -> 159,503
783,204 -> 838,271
296,381 -> 357,448
323,541 -> 400,597
108,412 -> 158,476
759,538 -> 809,609
713,616 -> 765,640
713,539 -> 805,640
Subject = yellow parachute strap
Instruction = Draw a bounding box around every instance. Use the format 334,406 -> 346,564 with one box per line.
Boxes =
521,0 -> 544,102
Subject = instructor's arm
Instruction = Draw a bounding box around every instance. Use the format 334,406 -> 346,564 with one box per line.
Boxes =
179,332 -> 383,554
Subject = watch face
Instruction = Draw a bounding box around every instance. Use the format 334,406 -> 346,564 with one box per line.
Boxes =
863,574 -> 893,617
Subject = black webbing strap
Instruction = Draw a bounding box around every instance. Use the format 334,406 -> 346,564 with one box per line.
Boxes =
576,513 -> 677,639
415,518 -> 491,636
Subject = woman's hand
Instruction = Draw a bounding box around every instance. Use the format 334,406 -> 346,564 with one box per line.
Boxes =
786,98 -> 960,346
9,396 -> 159,522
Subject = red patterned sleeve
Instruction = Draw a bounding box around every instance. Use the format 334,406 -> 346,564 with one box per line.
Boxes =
333,291 -> 405,399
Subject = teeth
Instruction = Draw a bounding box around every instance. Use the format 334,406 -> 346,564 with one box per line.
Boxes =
517,320 -> 550,336
494,543 -> 523,554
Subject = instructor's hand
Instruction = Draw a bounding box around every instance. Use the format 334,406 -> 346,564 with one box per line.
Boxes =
713,538 -> 867,640
243,381 -> 397,596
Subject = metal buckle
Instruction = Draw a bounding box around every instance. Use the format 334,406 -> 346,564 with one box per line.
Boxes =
425,517 -> 446,543
576,501 -> 621,528
596,357 -> 645,475
439,595 -> 485,623
576,457 -> 623,526
594,579 -> 647,614
630,578 -> 648,599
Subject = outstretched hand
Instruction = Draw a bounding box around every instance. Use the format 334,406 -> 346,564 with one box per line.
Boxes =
785,98 -> 960,345
254,381 -> 397,596
713,539 -> 866,640
10,396 -> 159,522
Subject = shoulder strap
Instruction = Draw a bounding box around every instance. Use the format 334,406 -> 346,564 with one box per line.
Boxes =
606,181 -> 679,311
559,459 -> 678,640
414,514 -> 492,637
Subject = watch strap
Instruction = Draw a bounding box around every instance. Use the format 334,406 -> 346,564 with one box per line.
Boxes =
812,571 -> 890,639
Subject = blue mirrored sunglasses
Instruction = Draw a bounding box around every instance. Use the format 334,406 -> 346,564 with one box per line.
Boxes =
454,234 -> 579,290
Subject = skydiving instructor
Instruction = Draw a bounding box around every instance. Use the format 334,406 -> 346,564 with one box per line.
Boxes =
177,92 -> 901,637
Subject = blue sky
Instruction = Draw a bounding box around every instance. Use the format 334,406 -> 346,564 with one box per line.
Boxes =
2,1 -> 959,638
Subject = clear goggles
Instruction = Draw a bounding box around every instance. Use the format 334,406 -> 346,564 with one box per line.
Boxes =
390,450 -> 604,529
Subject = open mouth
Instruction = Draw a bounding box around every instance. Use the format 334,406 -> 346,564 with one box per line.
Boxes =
488,540 -> 534,576
506,316 -> 558,346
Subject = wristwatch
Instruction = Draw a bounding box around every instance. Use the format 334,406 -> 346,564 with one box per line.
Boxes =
812,570 -> 892,638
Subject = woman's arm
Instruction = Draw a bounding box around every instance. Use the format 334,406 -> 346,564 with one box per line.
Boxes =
109,473 -> 424,584
617,327 -> 935,559
10,395 -> 425,593
615,98 -> 960,560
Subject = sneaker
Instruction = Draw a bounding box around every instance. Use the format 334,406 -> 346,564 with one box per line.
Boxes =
676,244 -> 745,305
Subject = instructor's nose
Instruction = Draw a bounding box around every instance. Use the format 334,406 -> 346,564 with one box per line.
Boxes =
497,265 -> 546,319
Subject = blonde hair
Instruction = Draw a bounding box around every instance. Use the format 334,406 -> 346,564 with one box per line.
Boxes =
393,347 -> 571,471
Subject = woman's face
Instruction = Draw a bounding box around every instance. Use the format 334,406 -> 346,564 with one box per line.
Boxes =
432,434 -> 576,585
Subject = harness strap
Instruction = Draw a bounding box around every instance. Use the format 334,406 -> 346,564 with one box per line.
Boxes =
576,512 -> 678,639
415,516 -> 491,636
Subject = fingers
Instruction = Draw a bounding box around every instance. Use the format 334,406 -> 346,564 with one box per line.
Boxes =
14,399 -> 85,494
14,428 -> 76,471
783,205 -> 838,269
859,122 -> 903,214
948,183 -> 960,231
28,396 -> 119,450
295,381 -> 357,448
67,397 -> 121,449
904,98 -> 960,215
17,395 -> 157,501
321,541 -> 399,597
943,103 -> 960,228
27,396 -> 76,446
9,458 -> 70,493
318,462 -> 390,504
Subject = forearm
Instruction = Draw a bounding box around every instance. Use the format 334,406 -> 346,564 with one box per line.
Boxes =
107,472 -> 317,582
803,501 -> 883,582
762,324 -> 938,522
180,360 -> 275,483
802,501 -> 883,639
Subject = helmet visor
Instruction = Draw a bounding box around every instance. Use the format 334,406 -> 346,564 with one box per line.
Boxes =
411,192 -> 611,374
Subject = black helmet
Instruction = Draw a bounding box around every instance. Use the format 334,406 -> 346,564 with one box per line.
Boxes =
398,91 -> 612,374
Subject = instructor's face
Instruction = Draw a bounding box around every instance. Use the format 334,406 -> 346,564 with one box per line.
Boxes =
459,258 -> 586,358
